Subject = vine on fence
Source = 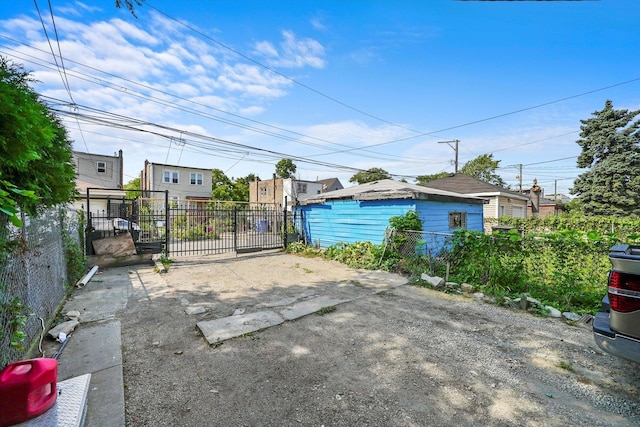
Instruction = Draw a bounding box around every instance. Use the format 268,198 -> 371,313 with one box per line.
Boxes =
0,297 -> 31,354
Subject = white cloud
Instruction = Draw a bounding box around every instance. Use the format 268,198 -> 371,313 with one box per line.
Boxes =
0,8 -> 335,181
254,30 -> 325,69
310,17 -> 326,31
303,120 -> 408,146
74,2 -> 102,14
254,41 -> 278,58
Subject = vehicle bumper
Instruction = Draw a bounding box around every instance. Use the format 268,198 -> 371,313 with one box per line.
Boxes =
593,311 -> 640,364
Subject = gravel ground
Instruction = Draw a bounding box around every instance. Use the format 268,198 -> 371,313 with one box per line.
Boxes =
120,252 -> 640,426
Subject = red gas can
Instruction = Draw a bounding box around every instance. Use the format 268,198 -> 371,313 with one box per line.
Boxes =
0,358 -> 58,426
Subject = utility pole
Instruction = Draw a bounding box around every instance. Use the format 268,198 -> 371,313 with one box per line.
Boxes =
515,164 -> 523,193
438,139 -> 460,173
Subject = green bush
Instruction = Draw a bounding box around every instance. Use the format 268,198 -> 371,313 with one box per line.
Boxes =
448,228 -> 613,313
289,212 -> 623,314
325,242 -> 382,269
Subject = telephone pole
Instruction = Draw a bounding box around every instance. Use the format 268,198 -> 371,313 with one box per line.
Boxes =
514,164 -> 523,193
438,139 -> 460,173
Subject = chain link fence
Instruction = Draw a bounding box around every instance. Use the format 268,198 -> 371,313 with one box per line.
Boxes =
0,206 -> 81,367
382,228 -> 456,276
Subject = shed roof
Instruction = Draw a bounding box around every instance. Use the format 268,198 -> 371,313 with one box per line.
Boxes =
421,173 -> 528,201
298,179 -> 486,205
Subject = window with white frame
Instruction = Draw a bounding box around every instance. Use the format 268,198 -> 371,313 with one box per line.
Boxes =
449,211 -> 467,230
97,161 -> 106,173
163,170 -> 179,184
499,205 -> 506,217
190,172 -> 203,185
296,183 -> 308,194
259,187 -> 267,197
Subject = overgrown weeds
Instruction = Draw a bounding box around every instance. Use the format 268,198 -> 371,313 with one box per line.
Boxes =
287,212 -> 628,315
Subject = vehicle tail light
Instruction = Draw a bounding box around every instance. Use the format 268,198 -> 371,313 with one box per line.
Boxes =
608,271 -> 640,313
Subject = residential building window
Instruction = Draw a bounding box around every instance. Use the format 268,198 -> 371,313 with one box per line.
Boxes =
499,205 -> 506,217
296,183 -> 307,193
259,187 -> 267,197
97,161 -> 106,173
163,170 -> 179,184
512,206 -> 524,218
190,172 -> 203,185
449,211 -> 467,229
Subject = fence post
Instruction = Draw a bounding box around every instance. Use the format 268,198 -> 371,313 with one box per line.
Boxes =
233,205 -> 238,253
164,190 -> 170,256
283,196 -> 288,248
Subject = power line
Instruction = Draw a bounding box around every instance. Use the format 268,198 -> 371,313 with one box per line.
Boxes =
144,3 -> 428,137
46,99 -> 381,176
321,77 -> 640,154
0,38 -> 427,165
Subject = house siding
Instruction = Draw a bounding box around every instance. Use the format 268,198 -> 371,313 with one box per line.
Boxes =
418,200 -> 483,232
73,150 -> 123,189
249,178 -> 283,207
299,198 -> 484,248
299,199 -> 415,247
486,198 -> 498,219
142,161 -> 212,203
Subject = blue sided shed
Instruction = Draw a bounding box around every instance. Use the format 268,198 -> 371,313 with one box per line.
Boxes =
296,179 -> 486,248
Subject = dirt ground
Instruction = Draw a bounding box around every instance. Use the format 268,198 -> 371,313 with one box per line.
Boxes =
118,251 -> 639,426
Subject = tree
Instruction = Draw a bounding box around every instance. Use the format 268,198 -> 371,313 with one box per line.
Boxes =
211,169 -> 235,201
415,172 -> 449,186
123,177 -> 141,200
233,174 -> 260,202
211,169 -> 259,202
275,159 -> 297,179
0,57 -> 76,222
115,0 -> 145,16
571,100 -> 640,217
460,154 -> 506,187
349,168 -> 392,185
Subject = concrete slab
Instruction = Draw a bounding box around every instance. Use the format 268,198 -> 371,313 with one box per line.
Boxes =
62,287 -> 128,322
197,311 -> 284,344
57,320 -> 122,379
278,296 -> 351,321
84,365 -> 125,427
56,320 -> 124,427
258,296 -> 298,308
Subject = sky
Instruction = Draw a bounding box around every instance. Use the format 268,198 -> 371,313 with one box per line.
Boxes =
2,0 -> 640,197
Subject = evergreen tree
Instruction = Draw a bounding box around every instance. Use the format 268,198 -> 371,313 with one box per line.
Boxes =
571,100 -> 640,217
0,57 -> 76,220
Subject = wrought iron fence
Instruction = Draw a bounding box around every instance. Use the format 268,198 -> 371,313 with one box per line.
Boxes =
167,201 -> 285,256
0,206 -> 81,367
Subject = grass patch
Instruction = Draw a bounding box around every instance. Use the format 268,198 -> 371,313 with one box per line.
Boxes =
558,361 -> 574,372
315,306 -> 337,315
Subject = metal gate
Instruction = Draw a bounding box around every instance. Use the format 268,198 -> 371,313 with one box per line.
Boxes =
85,191 -> 288,257
85,189 -> 168,256
167,202 -> 285,256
